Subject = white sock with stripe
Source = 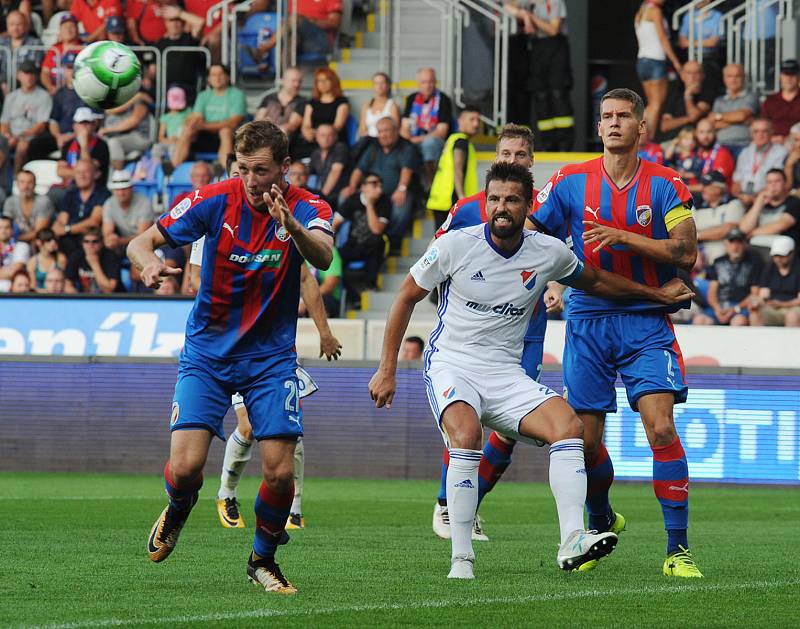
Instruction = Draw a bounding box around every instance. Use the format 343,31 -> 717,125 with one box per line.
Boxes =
290,438 -> 304,514
446,448 -> 481,562
218,428 -> 253,500
549,439 -> 587,544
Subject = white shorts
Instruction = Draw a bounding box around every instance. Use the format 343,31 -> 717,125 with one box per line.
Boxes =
230,366 -> 318,410
424,363 -> 558,446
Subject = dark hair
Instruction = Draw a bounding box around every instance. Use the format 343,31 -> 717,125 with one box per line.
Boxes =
363,171 -> 383,183
766,168 -> 787,180
225,153 -> 237,173
484,161 -> 534,207
234,120 -> 289,162
600,88 -> 645,121
210,63 -> 230,77
404,336 -> 424,351
82,226 -> 101,240
372,71 -> 392,97
36,227 -> 55,241
17,168 -> 35,182
460,104 -> 481,115
289,160 -> 309,174
0,215 -> 12,226
496,123 -> 535,156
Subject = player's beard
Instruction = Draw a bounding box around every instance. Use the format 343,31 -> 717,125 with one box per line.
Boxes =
489,212 -> 522,240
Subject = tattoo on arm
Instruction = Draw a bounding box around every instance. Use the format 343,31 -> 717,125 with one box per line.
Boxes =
667,218 -> 697,270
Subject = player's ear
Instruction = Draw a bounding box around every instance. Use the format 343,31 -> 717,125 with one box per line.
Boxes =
596,120 -> 602,138
281,156 -> 291,175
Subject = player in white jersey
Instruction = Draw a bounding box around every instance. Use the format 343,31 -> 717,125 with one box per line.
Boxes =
369,162 -> 693,578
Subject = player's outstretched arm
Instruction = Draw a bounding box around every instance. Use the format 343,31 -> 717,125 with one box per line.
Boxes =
127,225 -> 182,289
368,275 -> 430,408
300,264 -> 342,361
582,217 -> 698,270
566,263 -> 695,306
265,184 -> 333,270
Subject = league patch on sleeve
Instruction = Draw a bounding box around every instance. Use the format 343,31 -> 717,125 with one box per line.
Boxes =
169,197 -> 192,219
421,245 -> 439,269
308,217 -> 333,232
536,181 -> 553,204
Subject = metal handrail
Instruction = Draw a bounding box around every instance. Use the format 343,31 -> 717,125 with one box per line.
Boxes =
14,44 -> 50,90
671,0 -> 729,63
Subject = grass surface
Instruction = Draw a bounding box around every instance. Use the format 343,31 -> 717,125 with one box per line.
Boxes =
2,473 -> 799,628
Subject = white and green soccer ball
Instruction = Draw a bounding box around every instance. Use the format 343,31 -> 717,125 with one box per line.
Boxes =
73,41 -> 142,110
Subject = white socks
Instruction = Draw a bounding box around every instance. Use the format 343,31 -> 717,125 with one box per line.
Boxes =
549,439 -> 587,544
217,428 -> 253,500
290,438 -> 305,514
446,448 -> 481,562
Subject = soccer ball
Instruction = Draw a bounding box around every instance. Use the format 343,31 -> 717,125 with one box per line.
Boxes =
73,41 -> 142,110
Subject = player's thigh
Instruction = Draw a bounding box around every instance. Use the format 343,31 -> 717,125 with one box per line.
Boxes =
563,318 -> 618,414
169,429 -> 214,479
521,339 -> 544,381
518,396 -> 582,445
171,353 -> 232,441
239,353 -> 304,441
579,412 -> 607,458
617,314 -> 688,413
636,392 -> 678,447
258,437 -> 296,488
424,367 -> 483,449
482,367 -> 561,445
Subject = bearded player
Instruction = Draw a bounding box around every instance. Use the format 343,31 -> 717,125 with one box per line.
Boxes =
128,120 -> 334,594
531,88 -> 703,577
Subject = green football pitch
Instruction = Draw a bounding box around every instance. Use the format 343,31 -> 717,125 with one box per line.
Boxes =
2,473 -> 798,628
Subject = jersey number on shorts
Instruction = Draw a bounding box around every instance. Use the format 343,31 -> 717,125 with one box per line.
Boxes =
284,380 -> 300,412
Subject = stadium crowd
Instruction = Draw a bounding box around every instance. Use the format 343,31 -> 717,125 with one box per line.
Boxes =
0,0 -> 798,327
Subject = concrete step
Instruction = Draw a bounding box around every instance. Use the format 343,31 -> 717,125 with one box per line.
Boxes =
380,272 -> 407,292
356,293 -> 439,319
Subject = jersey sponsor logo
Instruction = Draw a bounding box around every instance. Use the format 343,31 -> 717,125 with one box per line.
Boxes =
170,402 -> 179,426
520,269 -> 538,290
442,386 -> 456,399
470,270 -> 486,282
421,246 -> 439,269
636,204 -> 652,227
584,205 -> 600,220
536,181 -> 552,204
169,197 -> 191,219
465,301 -> 526,317
440,212 -> 453,232
275,225 -> 290,242
228,248 -> 283,270
222,222 -> 238,238
307,217 -> 332,232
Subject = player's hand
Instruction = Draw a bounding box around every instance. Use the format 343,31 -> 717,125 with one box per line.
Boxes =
141,261 -> 181,289
657,278 -> 695,304
582,221 -> 628,253
368,369 -> 396,408
264,184 -> 297,230
543,283 -> 564,314
319,333 -> 342,361
715,307 -> 733,324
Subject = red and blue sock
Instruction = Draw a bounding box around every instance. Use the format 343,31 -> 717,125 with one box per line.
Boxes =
437,433 -> 515,506
253,480 -> 294,560
652,437 -> 689,554
437,447 -> 449,505
585,442 -> 615,531
163,461 -> 202,515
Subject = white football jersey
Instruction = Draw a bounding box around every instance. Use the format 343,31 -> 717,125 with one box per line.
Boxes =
410,223 -> 580,371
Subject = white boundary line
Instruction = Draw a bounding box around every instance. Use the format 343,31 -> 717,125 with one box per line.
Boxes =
19,578 -> 800,629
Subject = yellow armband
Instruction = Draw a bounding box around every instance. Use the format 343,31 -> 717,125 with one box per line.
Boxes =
664,203 -> 693,232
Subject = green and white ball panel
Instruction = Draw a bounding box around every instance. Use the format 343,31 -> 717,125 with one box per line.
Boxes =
73,41 -> 142,110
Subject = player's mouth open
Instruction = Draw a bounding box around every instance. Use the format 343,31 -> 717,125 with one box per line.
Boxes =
493,215 -> 512,226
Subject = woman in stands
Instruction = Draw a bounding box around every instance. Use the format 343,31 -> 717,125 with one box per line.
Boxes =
26,228 -> 66,291
358,72 -> 399,139
634,0 -> 682,136
299,66 -> 350,156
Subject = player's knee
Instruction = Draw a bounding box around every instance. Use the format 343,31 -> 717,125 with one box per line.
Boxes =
446,423 -> 483,450
552,411 -> 583,443
262,466 -> 293,493
169,458 -> 203,485
649,416 -> 677,446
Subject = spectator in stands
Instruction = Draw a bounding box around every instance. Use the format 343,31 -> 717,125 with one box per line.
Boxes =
98,88 -> 154,171
287,160 -> 310,189
694,171 -> 746,266
785,122 -> 800,189
104,14 -> 127,44
749,236 -> 800,326
358,72 -> 400,140
678,0 -> 723,60
664,125 -> 702,189
695,117 -> 736,191
0,10 -> 43,96
711,63 -> 758,156
255,66 -> 306,154
638,126 -> 665,165
732,119 -> 789,206
126,0 -> 172,46
9,267 -> 31,292
428,105 -> 481,229
300,67 -> 350,156
289,0 -> 343,58
0,214 -> 30,292
694,228 -> 761,326
341,116 -> 419,250
41,1 -> 68,26
171,64 -> 246,172
400,67 -> 452,187
56,107 -> 110,185
0,1 -> 32,34
155,274 -> 179,295
153,7 -> 204,103
761,59 -> 800,144
52,157 -> 110,256
170,160 -> 212,206
154,86 -> 189,163
41,14 -> 83,96
3,170 -> 54,243
102,169 -> 153,257
659,60 -> 713,142
70,0 -> 121,43
0,61 -> 52,173
401,336 -> 424,361
183,0 -> 224,63
299,250 -> 342,319
41,266 -> 66,293
309,123 -> 348,209
26,227 -> 66,290
739,168 -> 800,254
634,0 -> 682,136
64,226 -> 122,293
334,172 -> 390,288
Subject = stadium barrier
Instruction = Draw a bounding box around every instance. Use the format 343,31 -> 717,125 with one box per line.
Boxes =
1,356 -> 798,486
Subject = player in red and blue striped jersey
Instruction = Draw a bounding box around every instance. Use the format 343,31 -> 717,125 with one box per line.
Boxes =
431,125 -> 565,542
127,121 -> 334,594
531,88 -> 703,578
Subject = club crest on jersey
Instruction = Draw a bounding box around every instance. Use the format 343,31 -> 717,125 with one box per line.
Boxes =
169,197 -> 191,219
170,402 -> 180,426
536,181 -> 552,204
636,205 -> 652,227
520,269 -> 537,290
275,225 -> 290,242
442,386 -> 456,399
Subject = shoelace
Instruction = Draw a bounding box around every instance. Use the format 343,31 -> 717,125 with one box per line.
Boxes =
440,508 -> 450,525
672,546 -> 697,565
255,561 -> 290,587
225,498 -> 240,520
160,507 -> 185,543
473,518 -> 484,535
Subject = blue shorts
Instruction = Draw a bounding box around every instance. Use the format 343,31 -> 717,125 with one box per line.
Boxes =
637,57 -> 667,82
563,313 -> 688,414
521,339 -> 544,381
171,345 -> 303,441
